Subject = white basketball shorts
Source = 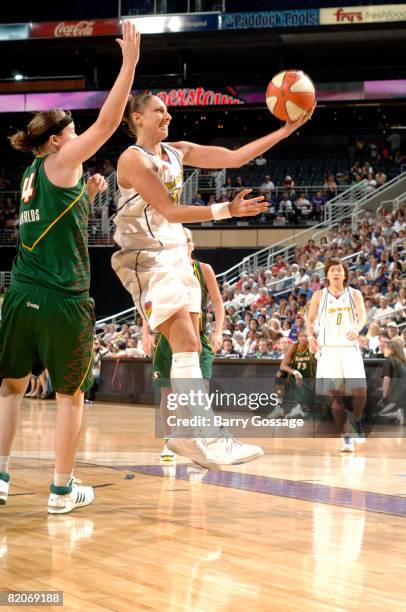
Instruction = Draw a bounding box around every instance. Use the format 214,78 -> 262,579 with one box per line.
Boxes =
111,245 -> 201,331
316,345 -> 366,395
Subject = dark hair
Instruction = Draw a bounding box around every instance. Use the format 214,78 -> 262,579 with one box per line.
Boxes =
9,109 -> 71,153
122,93 -> 154,139
324,257 -> 349,286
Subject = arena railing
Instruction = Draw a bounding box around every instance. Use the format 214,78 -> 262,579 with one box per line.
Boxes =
0,271 -> 12,289
378,191 -> 406,215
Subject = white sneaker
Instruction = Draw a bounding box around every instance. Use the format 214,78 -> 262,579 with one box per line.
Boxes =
166,438 -> 220,470
160,444 -> 176,463
267,404 -> 284,418
379,402 -> 396,416
285,403 -> 305,418
380,408 -> 404,425
0,477 -> 9,505
340,435 -> 355,453
48,481 -> 95,515
206,437 -> 264,466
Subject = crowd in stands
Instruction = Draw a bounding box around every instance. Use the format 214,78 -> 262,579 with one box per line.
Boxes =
95,203 -> 406,365
191,152 -> 392,226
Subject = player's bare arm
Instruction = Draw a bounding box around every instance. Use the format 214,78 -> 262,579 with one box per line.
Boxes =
200,262 -> 225,353
347,289 -> 367,341
117,148 -> 269,222
170,105 -> 315,169
306,290 -> 322,353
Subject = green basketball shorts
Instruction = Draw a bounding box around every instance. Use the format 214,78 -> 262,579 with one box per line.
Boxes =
0,286 -> 95,396
152,332 -> 215,387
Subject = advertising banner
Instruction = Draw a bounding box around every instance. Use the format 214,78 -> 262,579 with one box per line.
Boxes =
30,19 -> 121,39
221,9 -> 319,30
320,4 -> 406,25
1,80 -> 406,113
0,24 -> 29,41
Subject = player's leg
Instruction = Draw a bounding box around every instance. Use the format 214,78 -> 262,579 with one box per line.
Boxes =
343,349 -> 367,443
0,375 -> 31,504
0,288 -> 41,504
40,295 -> 95,514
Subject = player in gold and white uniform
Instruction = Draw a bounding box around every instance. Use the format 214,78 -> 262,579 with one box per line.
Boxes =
306,258 -> 367,452
112,92 -> 313,468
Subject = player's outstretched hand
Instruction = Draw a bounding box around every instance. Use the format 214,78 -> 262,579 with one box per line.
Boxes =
229,189 -> 269,217
86,173 -> 108,202
283,102 -> 316,136
116,20 -> 141,68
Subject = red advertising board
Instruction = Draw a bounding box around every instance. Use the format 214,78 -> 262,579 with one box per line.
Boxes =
30,19 -> 121,39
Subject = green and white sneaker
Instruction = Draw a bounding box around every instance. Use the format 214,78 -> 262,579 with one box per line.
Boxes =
0,473 -> 10,505
48,479 -> 94,515
160,442 -> 176,463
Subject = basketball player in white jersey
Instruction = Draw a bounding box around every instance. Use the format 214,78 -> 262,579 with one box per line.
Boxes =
112,93 -> 314,468
306,258 -> 367,452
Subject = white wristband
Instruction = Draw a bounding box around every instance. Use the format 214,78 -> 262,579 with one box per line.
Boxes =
211,202 -> 231,220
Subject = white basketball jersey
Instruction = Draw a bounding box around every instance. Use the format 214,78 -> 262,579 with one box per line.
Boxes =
114,143 -> 186,250
317,287 -> 358,347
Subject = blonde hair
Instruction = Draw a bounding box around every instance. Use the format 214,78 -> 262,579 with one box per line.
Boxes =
9,109 -> 70,153
122,93 -> 154,139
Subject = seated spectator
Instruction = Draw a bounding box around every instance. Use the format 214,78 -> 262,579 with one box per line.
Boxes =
255,154 -> 267,167
289,314 -> 305,342
366,172 -> 377,194
295,192 -> 312,220
378,339 -> 406,421
310,273 -> 321,292
192,192 -> 206,206
311,190 -> 327,214
220,337 -> 240,357
375,170 -> 387,187
260,175 -> 275,194
365,297 -> 377,324
387,321 -> 402,342
278,193 -> 296,223
374,296 -> 394,321
250,337 -> 272,359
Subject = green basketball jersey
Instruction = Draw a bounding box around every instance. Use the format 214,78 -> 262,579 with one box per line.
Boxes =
12,155 -> 91,297
192,259 -> 208,335
291,347 -> 316,378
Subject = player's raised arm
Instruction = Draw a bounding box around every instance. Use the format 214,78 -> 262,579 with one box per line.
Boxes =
53,21 -> 140,169
200,262 -> 225,353
171,105 -> 315,169
117,148 -> 268,222
306,290 -> 322,353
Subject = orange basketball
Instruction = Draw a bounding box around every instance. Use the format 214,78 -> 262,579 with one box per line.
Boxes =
266,70 -> 316,122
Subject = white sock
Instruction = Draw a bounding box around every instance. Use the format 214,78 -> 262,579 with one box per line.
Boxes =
171,352 -> 218,437
0,456 -> 10,474
53,472 -> 72,488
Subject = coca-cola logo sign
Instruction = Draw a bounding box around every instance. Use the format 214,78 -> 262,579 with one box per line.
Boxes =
30,18 -> 120,39
54,21 -> 95,37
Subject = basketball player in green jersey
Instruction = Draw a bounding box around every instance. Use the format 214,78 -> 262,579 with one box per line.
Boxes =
280,331 -> 316,418
142,229 -> 224,461
0,21 -> 140,514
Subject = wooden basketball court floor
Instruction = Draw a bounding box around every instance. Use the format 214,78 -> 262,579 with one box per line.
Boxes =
1,399 -> 406,611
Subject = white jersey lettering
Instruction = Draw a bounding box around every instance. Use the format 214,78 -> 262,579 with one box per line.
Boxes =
317,287 -> 357,347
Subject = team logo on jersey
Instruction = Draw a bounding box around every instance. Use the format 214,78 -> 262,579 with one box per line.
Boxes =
153,371 -> 162,380
145,301 -> 152,318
